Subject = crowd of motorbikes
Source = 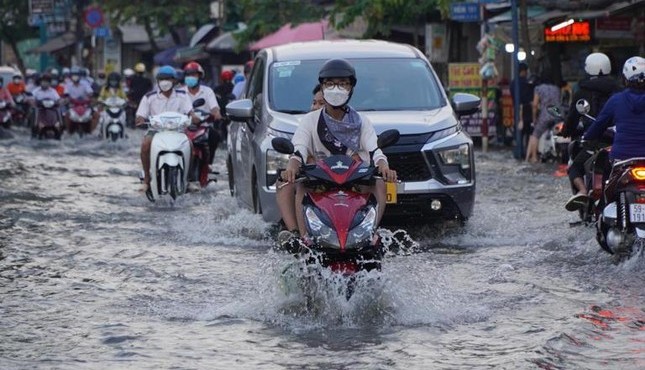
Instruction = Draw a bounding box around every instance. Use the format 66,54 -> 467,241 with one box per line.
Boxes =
548,99 -> 645,263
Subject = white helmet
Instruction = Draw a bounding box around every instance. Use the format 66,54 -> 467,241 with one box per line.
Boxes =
123,68 -> 135,77
584,53 -> 611,76
622,56 -> 645,82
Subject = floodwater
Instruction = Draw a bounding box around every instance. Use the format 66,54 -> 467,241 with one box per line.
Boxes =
1,128 -> 643,369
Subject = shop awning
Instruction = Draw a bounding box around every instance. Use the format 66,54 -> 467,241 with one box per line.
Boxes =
27,32 -> 76,53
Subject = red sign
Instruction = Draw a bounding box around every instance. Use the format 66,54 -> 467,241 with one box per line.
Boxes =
84,6 -> 104,29
544,20 -> 591,42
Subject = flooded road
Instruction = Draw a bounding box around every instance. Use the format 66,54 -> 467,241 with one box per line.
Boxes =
1,128 -> 643,369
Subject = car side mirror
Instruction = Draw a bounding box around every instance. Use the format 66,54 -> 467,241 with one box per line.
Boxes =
271,137 -> 294,155
451,93 -> 481,117
192,98 -> 205,108
377,129 -> 400,149
547,105 -> 563,119
226,99 -> 253,121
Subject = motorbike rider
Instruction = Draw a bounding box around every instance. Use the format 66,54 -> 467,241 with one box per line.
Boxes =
135,65 -> 199,200
128,63 -> 153,111
64,66 -> 98,133
7,73 -> 26,97
30,73 -> 62,136
98,72 -> 127,101
311,84 -> 324,111
562,52 -> 622,211
183,61 -> 222,167
583,56 -> 645,202
276,58 -> 397,242
0,77 -> 16,108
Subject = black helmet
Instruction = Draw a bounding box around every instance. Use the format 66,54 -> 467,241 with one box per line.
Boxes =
318,59 -> 356,86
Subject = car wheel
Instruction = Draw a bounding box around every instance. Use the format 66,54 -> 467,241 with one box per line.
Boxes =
252,170 -> 262,214
226,156 -> 235,197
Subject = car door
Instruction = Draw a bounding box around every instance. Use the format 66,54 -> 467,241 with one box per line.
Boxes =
239,56 -> 266,208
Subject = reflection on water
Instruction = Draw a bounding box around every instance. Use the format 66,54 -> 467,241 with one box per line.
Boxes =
1,129 -> 644,368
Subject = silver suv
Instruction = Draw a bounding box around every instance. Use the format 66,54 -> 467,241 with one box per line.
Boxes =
226,40 -> 480,225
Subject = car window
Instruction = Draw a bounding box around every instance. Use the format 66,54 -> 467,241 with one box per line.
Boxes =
247,58 -> 265,101
269,58 -> 446,113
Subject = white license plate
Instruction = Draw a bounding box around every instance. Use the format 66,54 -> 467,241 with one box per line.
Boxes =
629,204 -> 645,223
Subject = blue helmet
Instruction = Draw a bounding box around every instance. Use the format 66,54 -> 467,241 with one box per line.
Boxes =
156,65 -> 176,80
233,73 -> 245,84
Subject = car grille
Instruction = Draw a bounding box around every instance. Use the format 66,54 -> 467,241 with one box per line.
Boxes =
387,152 -> 431,181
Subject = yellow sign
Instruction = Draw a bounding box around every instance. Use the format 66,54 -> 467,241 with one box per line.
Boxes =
448,63 -> 482,88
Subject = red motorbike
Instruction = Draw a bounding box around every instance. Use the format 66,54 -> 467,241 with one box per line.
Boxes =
67,98 -> 93,136
271,129 -> 400,282
11,92 -> 31,126
185,98 -> 215,188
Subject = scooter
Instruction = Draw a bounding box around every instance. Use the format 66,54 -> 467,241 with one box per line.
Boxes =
185,98 -> 215,188
540,105 -> 570,164
99,96 -> 127,141
0,99 -> 12,129
271,129 -> 400,298
574,100 -> 645,261
67,98 -> 93,136
147,111 -> 192,202
34,99 -> 63,140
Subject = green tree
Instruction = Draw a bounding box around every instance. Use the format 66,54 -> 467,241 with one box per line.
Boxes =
102,0 -> 212,53
234,0 -> 323,50
0,0 -> 38,71
330,0 -> 452,48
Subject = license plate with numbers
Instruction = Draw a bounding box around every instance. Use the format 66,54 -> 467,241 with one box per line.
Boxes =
629,203 -> 645,223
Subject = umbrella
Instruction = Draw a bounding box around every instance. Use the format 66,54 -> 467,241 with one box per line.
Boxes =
249,20 -> 338,51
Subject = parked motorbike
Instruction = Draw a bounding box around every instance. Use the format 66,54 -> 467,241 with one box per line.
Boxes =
34,99 -> 63,140
67,98 -> 93,136
146,111 -> 192,202
185,98 -> 216,188
271,129 -> 400,298
0,99 -> 13,129
540,105 -> 570,164
99,96 -> 127,141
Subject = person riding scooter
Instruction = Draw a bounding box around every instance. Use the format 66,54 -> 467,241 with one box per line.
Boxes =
135,65 -> 199,200
562,52 -> 622,211
583,56 -> 645,201
276,58 -> 397,244
64,66 -> 97,134
183,61 -> 222,169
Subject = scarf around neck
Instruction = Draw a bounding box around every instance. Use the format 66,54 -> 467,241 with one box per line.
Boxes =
322,106 -> 362,152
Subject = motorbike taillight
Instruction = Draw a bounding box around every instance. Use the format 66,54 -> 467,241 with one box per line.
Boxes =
631,167 -> 645,181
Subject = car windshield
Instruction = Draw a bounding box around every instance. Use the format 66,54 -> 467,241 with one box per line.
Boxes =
269,58 -> 445,113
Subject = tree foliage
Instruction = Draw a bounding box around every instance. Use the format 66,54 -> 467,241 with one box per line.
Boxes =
330,0 -> 452,38
102,0 -> 212,51
0,0 -> 38,71
233,0 -> 324,49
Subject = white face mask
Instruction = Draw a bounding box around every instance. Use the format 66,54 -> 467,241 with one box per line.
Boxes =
158,80 -> 173,92
323,86 -> 350,107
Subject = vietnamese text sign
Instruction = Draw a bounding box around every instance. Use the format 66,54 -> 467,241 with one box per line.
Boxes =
448,63 -> 481,89
544,20 -> 591,42
450,3 -> 480,22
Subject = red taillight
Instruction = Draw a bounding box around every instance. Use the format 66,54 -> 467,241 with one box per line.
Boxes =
631,167 -> 645,181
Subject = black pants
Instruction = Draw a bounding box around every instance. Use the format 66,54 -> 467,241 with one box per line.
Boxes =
208,125 -> 221,164
568,149 -> 592,184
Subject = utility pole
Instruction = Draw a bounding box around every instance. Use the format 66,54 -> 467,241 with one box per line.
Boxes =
75,0 -> 87,67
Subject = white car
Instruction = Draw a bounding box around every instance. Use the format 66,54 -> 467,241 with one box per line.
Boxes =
225,40 -> 480,226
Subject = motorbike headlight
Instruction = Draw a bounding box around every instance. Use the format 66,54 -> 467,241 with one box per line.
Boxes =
266,149 -> 290,189
438,144 -> 470,169
0,101 -> 6,108
305,206 -> 339,248
346,206 -> 377,248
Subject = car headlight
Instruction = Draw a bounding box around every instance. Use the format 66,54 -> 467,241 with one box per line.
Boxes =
305,206 -> 339,248
438,144 -> 470,169
266,149 -> 290,189
346,206 -> 377,249
432,125 -> 459,141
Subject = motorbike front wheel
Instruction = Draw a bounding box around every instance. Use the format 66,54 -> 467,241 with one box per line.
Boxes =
167,166 -> 181,200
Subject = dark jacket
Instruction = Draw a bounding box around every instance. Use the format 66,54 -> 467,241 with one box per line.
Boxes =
128,74 -> 153,104
563,76 -> 621,138
583,89 -> 645,160
510,76 -> 533,123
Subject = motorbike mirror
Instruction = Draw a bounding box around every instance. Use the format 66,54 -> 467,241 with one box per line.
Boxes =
546,105 -> 563,119
575,99 -> 591,115
377,129 -> 400,149
192,98 -> 206,108
271,137 -> 294,155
